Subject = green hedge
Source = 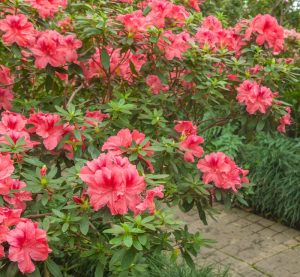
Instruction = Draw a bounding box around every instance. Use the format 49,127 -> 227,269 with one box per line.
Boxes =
241,133 -> 300,227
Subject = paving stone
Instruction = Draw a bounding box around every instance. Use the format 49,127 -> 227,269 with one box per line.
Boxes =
245,213 -> 262,223
257,228 -> 277,238
254,248 -> 300,276
239,267 -> 267,277
269,223 -> 289,233
257,218 -> 275,228
243,223 -> 265,233
282,228 -> 300,238
177,205 -> 300,277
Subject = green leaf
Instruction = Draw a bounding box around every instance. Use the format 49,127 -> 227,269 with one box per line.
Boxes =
6,263 -> 19,277
80,215 -> 90,235
62,222 -> 69,232
121,248 -> 136,269
101,48 -> 110,71
123,235 -> 133,248
94,261 -> 105,277
52,209 -> 65,218
196,201 -> 207,225
46,259 -> 63,277
133,240 -> 143,251
182,251 -> 195,268
138,234 -> 147,246
23,157 -> 44,167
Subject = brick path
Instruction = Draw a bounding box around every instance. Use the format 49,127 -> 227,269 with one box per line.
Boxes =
176,204 -> 300,277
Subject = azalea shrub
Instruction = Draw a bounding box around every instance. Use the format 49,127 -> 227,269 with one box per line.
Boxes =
0,0 -> 299,276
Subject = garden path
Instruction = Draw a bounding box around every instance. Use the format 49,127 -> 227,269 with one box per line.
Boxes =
176,204 -> 300,277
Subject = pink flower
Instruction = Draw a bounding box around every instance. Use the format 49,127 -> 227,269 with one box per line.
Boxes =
7,220 -> 51,274
136,185 -> 164,214
2,179 -> 32,210
80,154 -> 146,215
0,111 -> 27,134
0,207 -> 22,228
25,0 -> 67,19
85,110 -> 109,127
180,135 -> 204,162
0,65 -> 14,85
202,16 -> 222,31
249,64 -> 263,74
29,30 -> 70,69
236,80 -> 274,114
0,14 -> 35,47
277,107 -> 292,133
146,75 -> 169,94
117,10 -> 150,37
246,14 -> 284,54
0,88 -> 14,110
197,152 -> 249,191
158,31 -> 192,60
102,129 -> 154,171
61,34 -> 82,63
28,112 -> 65,150
0,130 -> 38,150
102,129 -> 154,157
0,153 -> 14,180
0,207 -> 22,258
174,120 -> 197,136
188,0 -> 201,11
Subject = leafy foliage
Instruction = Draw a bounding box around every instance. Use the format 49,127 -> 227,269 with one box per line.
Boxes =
241,133 -> 300,227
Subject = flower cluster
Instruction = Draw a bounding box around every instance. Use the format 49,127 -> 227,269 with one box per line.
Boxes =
0,14 -> 82,68
246,14 -> 284,54
197,152 -> 249,191
236,80 -> 274,114
25,0 -> 68,19
278,107 -> 292,133
0,154 -> 50,273
80,153 -> 163,215
102,128 -> 154,172
174,120 -> 204,163
0,213 -> 51,274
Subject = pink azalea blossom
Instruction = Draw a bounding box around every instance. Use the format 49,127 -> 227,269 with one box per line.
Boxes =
0,65 -> 14,85
202,16 -> 222,31
249,64 -> 263,74
0,153 -> 14,180
85,110 -> 109,127
0,14 -> 35,47
0,88 -> 14,110
117,10 -> 150,37
197,152 -> 249,191
158,30 -> 192,60
0,111 -> 27,134
188,0 -> 201,12
7,220 -> 51,274
174,120 -> 197,136
146,75 -> 169,94
25,0 -> 68,19
277,107 -> 292,133
136,185 -> 164,214
30,30 -> 80,68
28,112 -> 65,150
180,135 -> 204,162
236,80 -> 274,114
80,154 -> 146,215
0,130 -> 38,150
102,129 -> 154,157
245,14 -> 284,54
3,179 -> 32,211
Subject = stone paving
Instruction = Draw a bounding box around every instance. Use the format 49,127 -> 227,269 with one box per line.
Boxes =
176,204 -> 300,277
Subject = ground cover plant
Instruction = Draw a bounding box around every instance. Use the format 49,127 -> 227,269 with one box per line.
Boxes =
0,0 -> 299,276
